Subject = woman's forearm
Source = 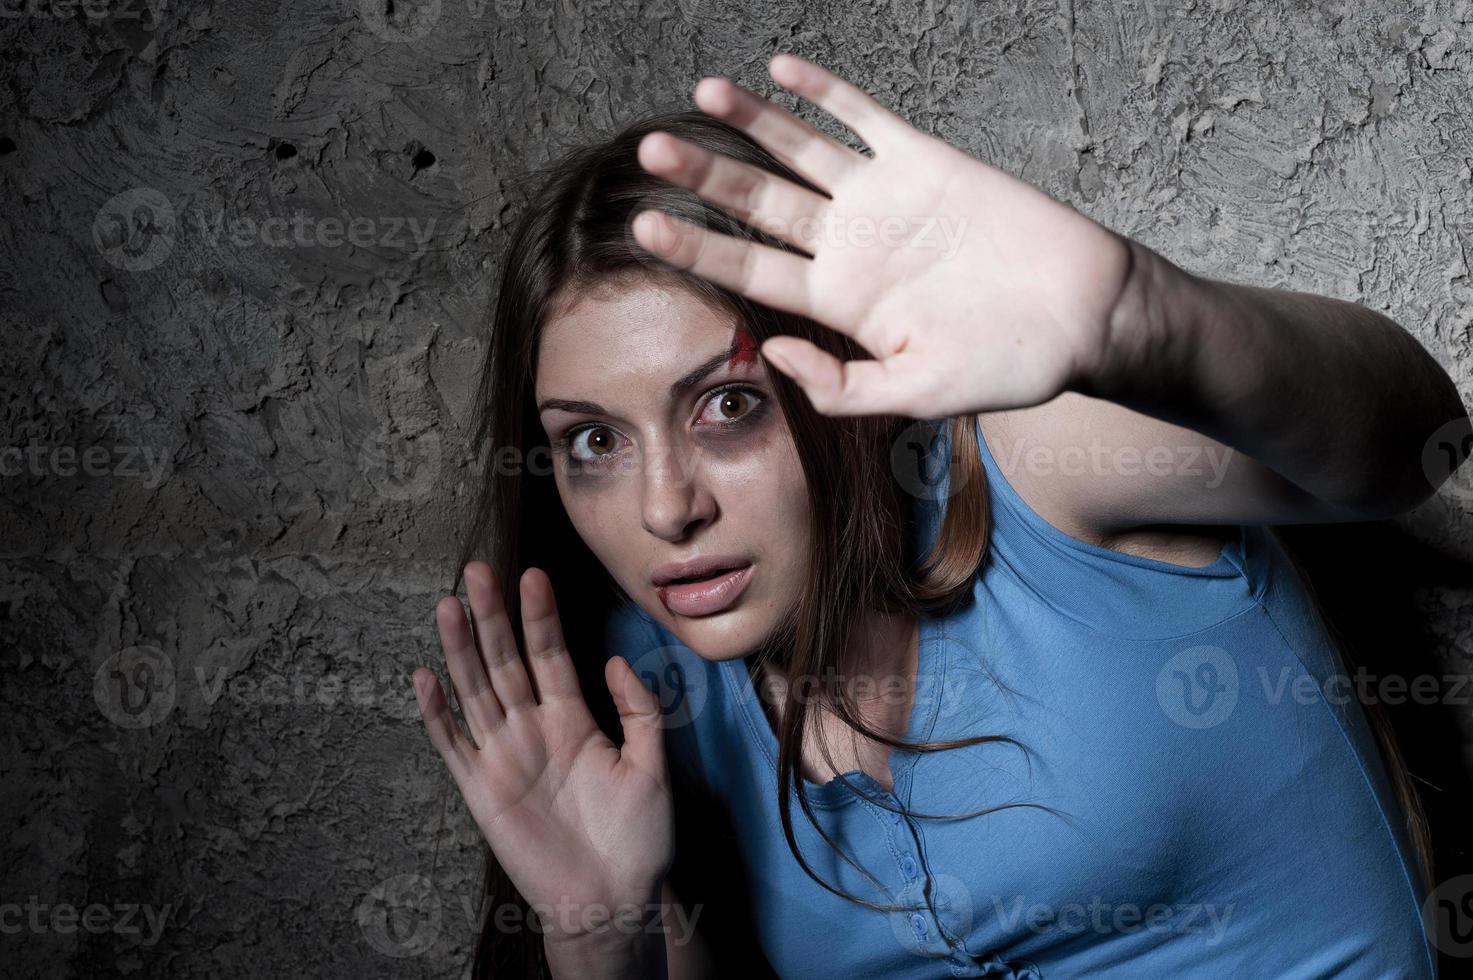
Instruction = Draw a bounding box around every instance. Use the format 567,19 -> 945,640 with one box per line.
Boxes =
1081,238 -> 1472,518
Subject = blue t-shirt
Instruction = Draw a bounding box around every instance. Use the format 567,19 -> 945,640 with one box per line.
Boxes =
604,415 -> 1434,978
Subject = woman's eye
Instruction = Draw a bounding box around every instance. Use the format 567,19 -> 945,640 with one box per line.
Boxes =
566,425 -> 624,463
698,387 -> 763,425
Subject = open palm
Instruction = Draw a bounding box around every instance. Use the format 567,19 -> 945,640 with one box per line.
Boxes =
631,52 -> 1134,419
413,563 -> 672,943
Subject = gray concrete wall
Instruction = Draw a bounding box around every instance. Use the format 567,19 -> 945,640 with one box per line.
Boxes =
2,0 -> 1471,975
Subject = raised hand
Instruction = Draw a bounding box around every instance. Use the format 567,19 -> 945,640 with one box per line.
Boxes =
413,562 -> 673,951
631,52 -> 1136,420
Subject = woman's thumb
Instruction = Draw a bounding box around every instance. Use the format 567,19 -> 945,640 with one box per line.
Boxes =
605,655 -> 666,774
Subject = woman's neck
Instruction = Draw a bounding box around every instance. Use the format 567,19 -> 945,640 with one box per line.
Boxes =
752,608 -> 921,788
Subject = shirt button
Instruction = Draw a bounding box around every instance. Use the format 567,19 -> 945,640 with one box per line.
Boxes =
900,856 -> 918,879
910,912 -> 927,936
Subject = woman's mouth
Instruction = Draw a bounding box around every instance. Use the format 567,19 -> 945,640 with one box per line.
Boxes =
654,562 -> 755,617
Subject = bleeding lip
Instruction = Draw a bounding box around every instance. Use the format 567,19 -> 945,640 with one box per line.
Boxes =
654,562 -> 755,618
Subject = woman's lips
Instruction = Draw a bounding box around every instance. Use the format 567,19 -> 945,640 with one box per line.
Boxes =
655,563 -> 754,617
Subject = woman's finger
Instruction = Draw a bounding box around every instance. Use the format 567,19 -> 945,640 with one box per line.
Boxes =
636,131 -> 830,255
464,562 -> 537,714
767,53 -> 913,157
413,666 -> 474,780
518,567 -> 585,706
692,75 -> 867,190
762,337 -> 937,417
436,594 -> 503,739
631,210 -> 826,326
604,654 -> 666,779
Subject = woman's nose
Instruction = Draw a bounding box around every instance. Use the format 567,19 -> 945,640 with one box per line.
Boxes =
639,441 -> 716,542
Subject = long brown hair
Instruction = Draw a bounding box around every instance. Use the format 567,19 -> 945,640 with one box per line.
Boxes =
450,108 -> 1433,975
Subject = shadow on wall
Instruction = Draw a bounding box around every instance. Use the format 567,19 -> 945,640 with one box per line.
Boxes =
1277,521 -> 1473,976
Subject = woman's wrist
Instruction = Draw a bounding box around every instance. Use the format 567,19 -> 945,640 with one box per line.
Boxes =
1071,236 -> 1213,416
544,922 -> 668,980
541,883 -> 670,980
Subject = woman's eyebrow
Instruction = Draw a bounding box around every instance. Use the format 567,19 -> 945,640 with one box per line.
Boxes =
671,331 -> 755,398
537,332 -> 758,416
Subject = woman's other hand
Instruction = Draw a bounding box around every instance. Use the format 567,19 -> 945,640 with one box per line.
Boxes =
413,562 -> 674,959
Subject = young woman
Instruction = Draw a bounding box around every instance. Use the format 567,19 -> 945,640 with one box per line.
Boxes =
412,54 -> 1468,979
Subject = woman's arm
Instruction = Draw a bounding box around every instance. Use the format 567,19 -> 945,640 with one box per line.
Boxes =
661,878 -> 717,980
1073,239 -> 1473,522
985,242 -> 1473,543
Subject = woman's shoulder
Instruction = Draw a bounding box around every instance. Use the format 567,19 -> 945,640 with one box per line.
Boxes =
974,409 -> 1240,571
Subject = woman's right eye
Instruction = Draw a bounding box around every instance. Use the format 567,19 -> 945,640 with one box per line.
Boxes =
563,424 -> 626,464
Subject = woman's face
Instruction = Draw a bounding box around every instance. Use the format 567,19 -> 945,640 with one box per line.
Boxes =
535,275 -> 812,662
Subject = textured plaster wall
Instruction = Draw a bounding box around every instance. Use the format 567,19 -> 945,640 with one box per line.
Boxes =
2,0 -> 1472,976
